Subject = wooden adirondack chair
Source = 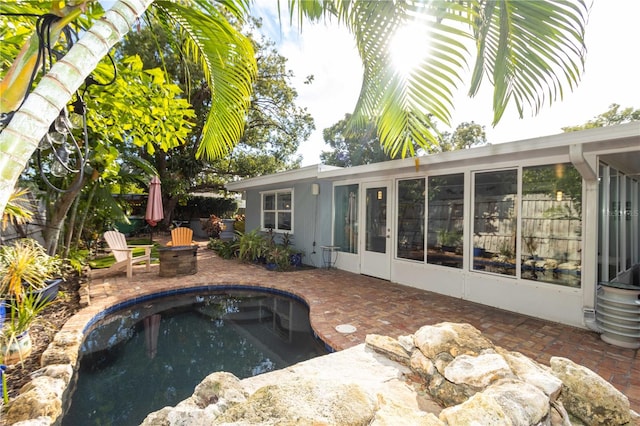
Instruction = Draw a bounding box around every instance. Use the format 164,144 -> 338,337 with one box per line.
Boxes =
167,227 -> 194,247
97,231 -> 153,279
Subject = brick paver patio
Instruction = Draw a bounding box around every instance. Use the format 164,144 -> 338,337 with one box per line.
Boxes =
77,238 -> 639,411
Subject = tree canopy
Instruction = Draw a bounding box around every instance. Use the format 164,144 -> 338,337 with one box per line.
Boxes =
562,104 -> 640,132
321,115 -> 487,167
0,0 -> 590,217
118,16 -> 314,224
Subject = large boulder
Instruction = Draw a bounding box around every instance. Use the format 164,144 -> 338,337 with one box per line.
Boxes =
443,350 -> 514,389
4,376 -> 65,424
497,348 -> 562,400
140,372 -> 248,425
216,378 -> 376,425
550,356 -> 632,425
439,379 -> 550,425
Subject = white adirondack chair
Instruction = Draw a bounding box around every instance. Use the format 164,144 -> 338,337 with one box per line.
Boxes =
98,231 -> 153,279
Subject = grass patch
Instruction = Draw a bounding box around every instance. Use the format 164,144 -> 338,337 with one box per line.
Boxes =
89,242 -> 162,269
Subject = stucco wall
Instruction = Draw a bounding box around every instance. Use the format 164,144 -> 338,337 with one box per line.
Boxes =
243,181 -> 334,268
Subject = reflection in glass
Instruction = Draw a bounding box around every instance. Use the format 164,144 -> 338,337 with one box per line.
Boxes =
599,163 -> 640,282
521,164 -> 582,287
278,193 -> 291,210
263,212 -> 275,229
333,184 -> 359,254
277,212 -> 291,230
263,194 -> 275,210
366,187 -> 386,253
473,169 -> 517,276
598,163 -> 605,282
397,179 -> 425,261
427,174 -> 464,268
610,168 -> 620,279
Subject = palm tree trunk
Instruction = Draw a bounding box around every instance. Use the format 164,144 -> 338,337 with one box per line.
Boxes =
75,180 -> 99,248
0,0 -> 155,215
44,174 -> 85,255
63,190 -> 82,258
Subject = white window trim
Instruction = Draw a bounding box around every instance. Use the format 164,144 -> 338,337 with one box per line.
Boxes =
260,188 -> 294,233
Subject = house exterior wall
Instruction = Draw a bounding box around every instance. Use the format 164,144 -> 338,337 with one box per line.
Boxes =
227,124 -> 640,330
332,165 -> 587,328
243,180 -> 334,268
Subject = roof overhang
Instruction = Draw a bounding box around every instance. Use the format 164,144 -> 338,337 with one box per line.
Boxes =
226,123 -> 639,191
225,164 -> 342,192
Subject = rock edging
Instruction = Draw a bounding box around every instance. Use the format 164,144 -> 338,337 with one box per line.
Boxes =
4,322 -> 638,425
140,322 -> 638,425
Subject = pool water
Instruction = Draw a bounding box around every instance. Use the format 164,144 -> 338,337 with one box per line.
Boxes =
62,290 -> 329,425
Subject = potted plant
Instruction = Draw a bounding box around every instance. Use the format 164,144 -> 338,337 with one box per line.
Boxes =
265,245 -> 293,271
0,238 -> 63,304
201,214 -> 223,238
281,232 -> 304,267
1,292 -> 53,364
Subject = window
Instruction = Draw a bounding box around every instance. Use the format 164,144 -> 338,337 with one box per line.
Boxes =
427,174 -> 464,268
333,184 -> 358,253
473,169 -> 517,276
521,163 -> 582,287
599,163 -> 639,282
397,178 -> 425,261
261,189 -> 293,231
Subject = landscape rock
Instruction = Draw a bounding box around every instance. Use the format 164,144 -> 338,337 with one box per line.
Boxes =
413,322 -> 494,359
216,378 -> 376,425
4,376 -> 64,424
190,371 -> 247,409
39,330 -> 83,367
365,333 -> 411,365
12,321 -> 636,426
371,397 -> 444,425
443,350 -> 514,389
28,364 -> 74,387
550,356 -> 632,425
440,379 -> 550,425
498,348 -> 562,400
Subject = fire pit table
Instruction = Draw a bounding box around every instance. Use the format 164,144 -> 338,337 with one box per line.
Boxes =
158,246 -> 198,277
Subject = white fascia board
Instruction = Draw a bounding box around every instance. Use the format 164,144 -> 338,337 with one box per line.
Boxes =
318,123 -> 639,181
225,164 -> 342,192
226,123 -> 638,190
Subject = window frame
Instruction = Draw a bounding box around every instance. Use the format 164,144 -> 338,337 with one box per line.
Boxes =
260,188 -> 294,233
396,177 -> 426,262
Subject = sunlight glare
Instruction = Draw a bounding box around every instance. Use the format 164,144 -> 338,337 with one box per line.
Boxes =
389,21 -> 430,78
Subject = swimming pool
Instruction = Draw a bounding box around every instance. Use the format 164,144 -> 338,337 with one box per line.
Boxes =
62,288 -> 329,425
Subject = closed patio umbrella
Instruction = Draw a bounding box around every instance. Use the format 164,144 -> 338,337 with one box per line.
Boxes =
145,175 -> 163,244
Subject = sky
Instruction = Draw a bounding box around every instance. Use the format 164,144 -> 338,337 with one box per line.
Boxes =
252,0 -> 640,167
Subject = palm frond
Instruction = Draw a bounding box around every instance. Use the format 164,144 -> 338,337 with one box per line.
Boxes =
338,1 -> 469,157
2,187 -> 34,230
469,0 -> 588,125
292,0 -> 587,158
153,1 -> 257,160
